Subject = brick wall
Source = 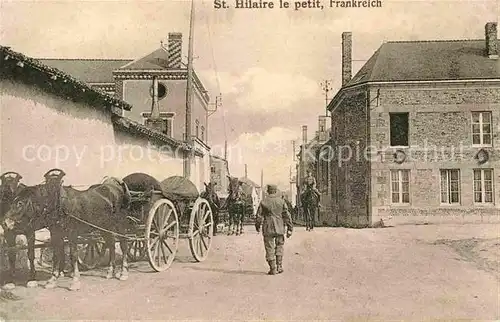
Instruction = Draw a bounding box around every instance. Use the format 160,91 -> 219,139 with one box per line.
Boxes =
330,88 -> 370,226
370,83 -> 500,225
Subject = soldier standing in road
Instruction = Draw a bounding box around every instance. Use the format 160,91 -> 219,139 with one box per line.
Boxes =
255,184 -> 293,275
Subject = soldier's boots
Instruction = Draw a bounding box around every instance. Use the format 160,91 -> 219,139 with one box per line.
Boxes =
276,256 -> 284,274
267,260 -> 277,275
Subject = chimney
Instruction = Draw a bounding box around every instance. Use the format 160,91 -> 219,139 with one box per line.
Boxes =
167,32 -> 183,69
260,169 -> 264,190
342,32 -> 352,87
302,125 -> 308,145
485,22 -> 498,59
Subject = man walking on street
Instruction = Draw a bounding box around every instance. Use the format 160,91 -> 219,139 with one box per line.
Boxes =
255,184 -> 293,275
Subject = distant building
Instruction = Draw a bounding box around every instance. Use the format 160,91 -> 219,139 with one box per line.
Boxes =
327,22 -> 500,226
210,154 -> 230,198
296,116 -> 334,225
239,177 -> 262,217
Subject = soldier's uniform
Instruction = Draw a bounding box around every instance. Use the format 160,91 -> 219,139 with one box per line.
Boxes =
304,173 -> 320,200
255,184 -> 293,275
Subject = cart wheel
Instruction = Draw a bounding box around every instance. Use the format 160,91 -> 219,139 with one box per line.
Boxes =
145,199 -> 179,272
127,240 -> 146,262
78,241 -> 106,270
188,198 -> 213,262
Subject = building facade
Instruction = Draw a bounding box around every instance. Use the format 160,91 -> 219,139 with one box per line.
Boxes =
328,22 -> 500,226
209,154 -> 230,198
37,33 -> 212,190
0,45 -> 191,188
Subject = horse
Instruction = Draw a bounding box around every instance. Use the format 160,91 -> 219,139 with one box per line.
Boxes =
201,182 -> 220,236
225,176 -> 245,236
0,172 -> 34,289
3,175 -> 131,291
300,187 -> 320,231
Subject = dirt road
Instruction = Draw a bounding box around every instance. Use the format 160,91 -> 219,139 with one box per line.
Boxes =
1,224 -> 499,320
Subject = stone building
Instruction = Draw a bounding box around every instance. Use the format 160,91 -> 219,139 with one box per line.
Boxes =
328,22 -> 500,226
37,33 -> 212,190
209,154 -> 230,198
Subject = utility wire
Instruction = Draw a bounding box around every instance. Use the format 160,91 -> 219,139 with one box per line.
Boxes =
203,0 -> 227,142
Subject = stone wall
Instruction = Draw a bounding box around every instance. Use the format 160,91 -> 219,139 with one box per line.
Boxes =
330,88 -> 370,226
369,83 -> 500,225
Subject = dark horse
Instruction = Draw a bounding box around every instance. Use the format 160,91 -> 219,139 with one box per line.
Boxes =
226,176 -> 245,236
201,182 -> 220,236
300,187 -> 320,231
3,171 -> 131,291
0,172 -> 30,289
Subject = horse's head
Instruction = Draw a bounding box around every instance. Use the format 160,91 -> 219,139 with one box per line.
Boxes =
203,182 -> 220,207
101,176 -> 131,209
2,186 -> 43,232
227,176 -> 241,194
0,172 -> 23,203
0,178 -> 27,221
300,187 -> 319,208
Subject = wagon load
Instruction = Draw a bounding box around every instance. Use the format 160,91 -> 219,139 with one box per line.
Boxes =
160,176 -> 199,201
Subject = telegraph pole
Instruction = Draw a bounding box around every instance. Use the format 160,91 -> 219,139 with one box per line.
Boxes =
184,0 -> 195,179
320,80 -> 333,116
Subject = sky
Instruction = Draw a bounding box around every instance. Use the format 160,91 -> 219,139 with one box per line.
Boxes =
1,0 -> 499,190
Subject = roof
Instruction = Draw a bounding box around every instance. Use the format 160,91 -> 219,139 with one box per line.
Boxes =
347,39 -> 500,87
239,177 -> 261,188
39,59 -> 132,83
119,48 -> 170,70
0,46 -> 132,111
111,114 -> 200,154
210,154 -> 227,162
38,46 -> 210,104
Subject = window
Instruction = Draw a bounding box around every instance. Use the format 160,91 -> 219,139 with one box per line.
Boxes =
390,169 -> 410,204
390,113 -> 409,146
201,126 -> 205,141
141,112 -> 174,137
472,112 -> 492,146
474,169 -> 494,203
440,169 -> 460,204
195,120 -> 200,138
210,166 -> 216,174
149,82 -> 168,100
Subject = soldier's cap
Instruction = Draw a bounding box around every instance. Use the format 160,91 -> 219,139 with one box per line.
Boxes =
267,184 -> 278,193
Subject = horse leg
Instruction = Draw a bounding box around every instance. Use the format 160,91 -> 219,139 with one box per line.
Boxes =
105,235 -> 115,279
235,212 -> 240,236
213,212 -> 218,236
118,237 -> 129,281
68,231 -> 81,291
240,209 -> 244,235
239,213 -> 244,235
228,213 -> 234,235
4,232 -> 16,290
311,207 -> 316,230
26,231 -> 38,288
307,208 -> 311,231
45,229 -> 64,289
